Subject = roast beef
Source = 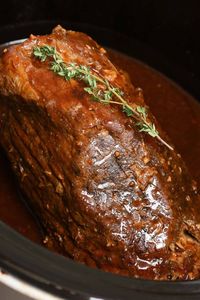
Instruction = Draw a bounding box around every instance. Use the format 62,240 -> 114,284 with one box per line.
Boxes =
0,25 -> 200,280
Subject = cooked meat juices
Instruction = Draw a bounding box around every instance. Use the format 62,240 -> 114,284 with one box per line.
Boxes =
0,25 -> 200,280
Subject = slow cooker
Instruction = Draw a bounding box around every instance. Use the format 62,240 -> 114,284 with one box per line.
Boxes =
0,20 -> 200,300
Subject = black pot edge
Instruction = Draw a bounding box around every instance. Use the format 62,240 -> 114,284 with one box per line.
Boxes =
1,221 -> 200,300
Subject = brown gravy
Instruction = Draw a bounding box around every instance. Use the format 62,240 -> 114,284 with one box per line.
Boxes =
0,49 -> 200,245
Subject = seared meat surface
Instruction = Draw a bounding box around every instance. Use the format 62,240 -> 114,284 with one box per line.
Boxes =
0,25 -> 200,280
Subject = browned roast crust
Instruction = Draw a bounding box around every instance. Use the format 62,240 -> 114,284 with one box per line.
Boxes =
0,25 -> 200,280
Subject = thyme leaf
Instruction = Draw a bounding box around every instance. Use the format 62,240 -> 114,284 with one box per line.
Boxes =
123,106 -> 134,117
137,122 -> 158,137
33,45 -> 173,150
136,106 -> 147,120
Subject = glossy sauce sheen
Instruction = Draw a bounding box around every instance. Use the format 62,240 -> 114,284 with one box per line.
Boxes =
0,49 -> 200,247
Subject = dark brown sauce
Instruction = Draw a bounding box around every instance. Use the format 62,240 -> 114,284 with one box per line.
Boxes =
0,49 -> 200,245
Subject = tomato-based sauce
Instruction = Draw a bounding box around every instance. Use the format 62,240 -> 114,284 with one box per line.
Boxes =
0,49 -> 200,247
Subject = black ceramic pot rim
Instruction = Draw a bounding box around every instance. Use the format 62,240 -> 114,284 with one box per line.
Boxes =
0,21 -> 200,300
1,221 -> 200,300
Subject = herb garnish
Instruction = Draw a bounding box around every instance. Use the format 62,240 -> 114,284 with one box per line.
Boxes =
33,45 -> 173,150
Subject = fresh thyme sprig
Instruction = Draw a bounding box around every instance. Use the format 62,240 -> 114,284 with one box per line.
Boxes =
33,45 -> 173,150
